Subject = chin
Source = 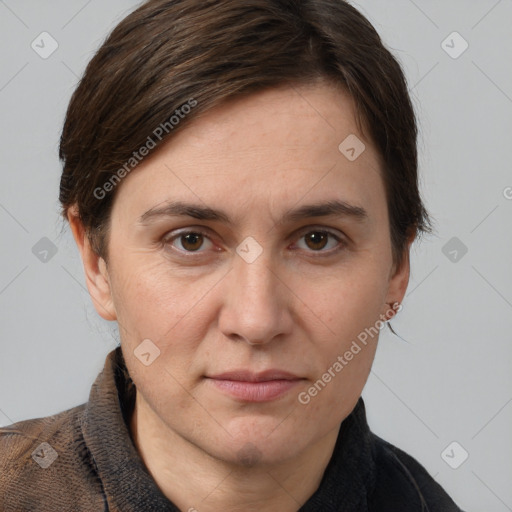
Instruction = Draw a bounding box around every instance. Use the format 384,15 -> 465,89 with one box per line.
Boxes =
208,419 -> 309,467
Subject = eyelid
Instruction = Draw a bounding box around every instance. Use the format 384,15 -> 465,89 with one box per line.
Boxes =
294,224 -> 344,238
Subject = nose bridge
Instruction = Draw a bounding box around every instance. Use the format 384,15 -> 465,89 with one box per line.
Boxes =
234,232 -> 278,294
237,248 -> 276,303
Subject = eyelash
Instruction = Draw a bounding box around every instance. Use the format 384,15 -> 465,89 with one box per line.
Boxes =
161,226 -> 347,258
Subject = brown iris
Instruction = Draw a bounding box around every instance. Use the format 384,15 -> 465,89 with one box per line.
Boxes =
304,231 -> 329,251
181,233 -> 204,251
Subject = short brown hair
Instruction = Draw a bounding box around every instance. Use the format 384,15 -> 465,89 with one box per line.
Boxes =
59,0 -> 433,271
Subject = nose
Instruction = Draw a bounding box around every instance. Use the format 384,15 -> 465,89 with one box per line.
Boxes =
217,245 -> 293,346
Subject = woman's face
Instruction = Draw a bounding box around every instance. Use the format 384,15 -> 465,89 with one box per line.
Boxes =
85,82 -> 410,465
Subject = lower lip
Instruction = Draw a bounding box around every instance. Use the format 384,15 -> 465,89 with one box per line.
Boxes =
208,378 -> 301,402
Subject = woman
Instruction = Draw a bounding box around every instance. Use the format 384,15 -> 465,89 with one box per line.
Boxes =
0,0 -> 465,510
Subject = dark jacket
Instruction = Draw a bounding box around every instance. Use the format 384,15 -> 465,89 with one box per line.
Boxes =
0,347 -> 464,511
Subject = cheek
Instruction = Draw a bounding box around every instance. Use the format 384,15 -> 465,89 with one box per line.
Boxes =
293,261 -> 386,402
299,313 -> 380,422
108,253 -> 218,383
298,260 -> 387,342
122,353 -> 202,440
110,254 -> 204,339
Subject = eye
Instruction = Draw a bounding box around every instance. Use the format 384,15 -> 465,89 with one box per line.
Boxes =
162,227 -> 346,257
164,230 -> 214,253
294,229 -> 345,253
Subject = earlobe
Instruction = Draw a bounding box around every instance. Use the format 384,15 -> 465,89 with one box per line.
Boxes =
67,207 -> 117,321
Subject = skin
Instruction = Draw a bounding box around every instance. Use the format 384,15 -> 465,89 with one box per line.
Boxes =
69,80 -> 413,512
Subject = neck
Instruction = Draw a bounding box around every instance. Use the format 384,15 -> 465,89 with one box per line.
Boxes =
129,392 -> 341,512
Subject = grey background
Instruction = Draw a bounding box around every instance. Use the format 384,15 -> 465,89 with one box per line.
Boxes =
1,1 -> 511,510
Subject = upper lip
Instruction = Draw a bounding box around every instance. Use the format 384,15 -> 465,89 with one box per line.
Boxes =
207,370 -> 302,382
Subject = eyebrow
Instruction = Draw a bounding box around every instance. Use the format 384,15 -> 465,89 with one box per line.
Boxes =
138,199 -> 368,225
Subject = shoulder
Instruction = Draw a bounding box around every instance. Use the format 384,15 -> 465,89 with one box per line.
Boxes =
0,405 -> 106,512
369,433 -> 464,511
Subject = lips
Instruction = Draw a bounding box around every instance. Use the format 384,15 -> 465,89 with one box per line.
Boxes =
206,369 -> 304,402
208,369 -> 301,382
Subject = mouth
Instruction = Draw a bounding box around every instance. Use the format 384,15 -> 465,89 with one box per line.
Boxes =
205,369 -> 305,402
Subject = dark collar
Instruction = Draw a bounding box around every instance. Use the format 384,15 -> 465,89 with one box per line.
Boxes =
81,346 -> 376,511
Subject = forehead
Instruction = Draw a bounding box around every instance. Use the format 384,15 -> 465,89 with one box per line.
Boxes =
112,82 -> 385,224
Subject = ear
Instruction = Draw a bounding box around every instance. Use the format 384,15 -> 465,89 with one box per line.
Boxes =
67,206 -> 117,321
382,232 -> 415,320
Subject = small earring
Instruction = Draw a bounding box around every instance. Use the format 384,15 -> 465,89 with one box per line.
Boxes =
385,301 -> 401,321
